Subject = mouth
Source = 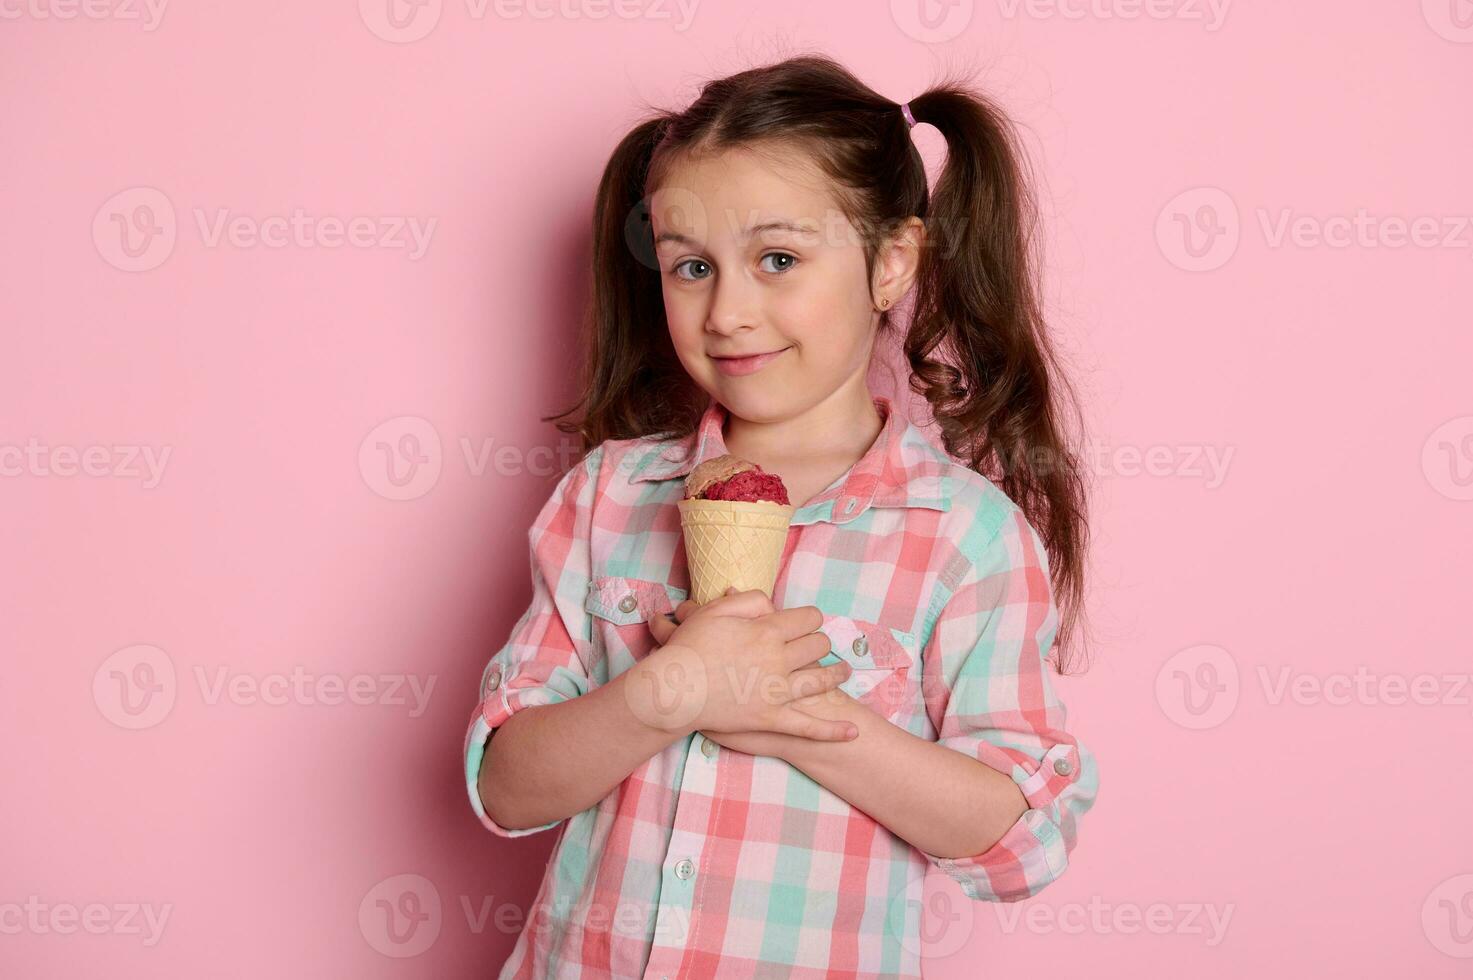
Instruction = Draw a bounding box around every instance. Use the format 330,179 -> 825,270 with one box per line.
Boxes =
710,346 -> 791,376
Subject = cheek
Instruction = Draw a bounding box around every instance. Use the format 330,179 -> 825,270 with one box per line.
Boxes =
778,293 -> 871,363
661,288 -> 701,342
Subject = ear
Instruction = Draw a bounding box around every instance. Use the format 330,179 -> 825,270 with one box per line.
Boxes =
870,216 -> 925,311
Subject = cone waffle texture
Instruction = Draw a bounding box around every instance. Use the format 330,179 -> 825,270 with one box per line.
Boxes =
677,498 -> 795,604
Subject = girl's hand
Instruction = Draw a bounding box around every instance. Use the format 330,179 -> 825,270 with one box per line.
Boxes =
696,727 -> 797,760
699,680 -> 861,759
638,587 -> 858,742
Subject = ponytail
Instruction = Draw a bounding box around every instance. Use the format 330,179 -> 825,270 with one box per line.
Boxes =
903,82 -> 1092,671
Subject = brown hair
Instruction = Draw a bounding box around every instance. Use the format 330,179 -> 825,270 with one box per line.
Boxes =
545,55 -> 1092,672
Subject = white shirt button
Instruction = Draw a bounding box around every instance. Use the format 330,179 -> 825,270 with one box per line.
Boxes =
484,666 -> 502,693
1053,757 -> 1073,776
618,593 -> 639,613
674,858 -> 695,880
700,736 -> 718,758
851,636 -> 868,657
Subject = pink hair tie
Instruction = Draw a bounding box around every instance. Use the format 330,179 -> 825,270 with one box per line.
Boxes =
900,102 -> 916,128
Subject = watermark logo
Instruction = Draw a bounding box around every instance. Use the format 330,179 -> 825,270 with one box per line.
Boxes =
1257,208 -> 1472,252
359,419 -> 599,500
1258,666 -> 1471,709
193,666 -> 436,716
993,896 -> 1234,946
0,439 -> 172,487
361,885 -> 690,947
1159,188 -> 1473,269
94,189 -> 436,270
1422,0 -> 1473,42
191,208 -> 435,257
359,0 -> 443,41
359,0 -> 699,41
623,650 -> 709,733
1422,415 -> 1473,501
359,874 -> 442,958
1158,646 -> 1473,729
1423,874 -> 1473,958
0,0 -> 169,30
93,187 -> 177,272
1080,439 -> 1234,487
887,875 -> 975,960
93,645 -> 437,728
1156,187 -> 1240,272
994,0 -> 1231,31
0,898 -> 173,947
93,644 -> 178,730
890,0 -> 975,43
360,416 -> 443,501
1155,644 -> 1239,730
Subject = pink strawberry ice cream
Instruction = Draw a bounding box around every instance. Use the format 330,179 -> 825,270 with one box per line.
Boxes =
684,454 -> 790,505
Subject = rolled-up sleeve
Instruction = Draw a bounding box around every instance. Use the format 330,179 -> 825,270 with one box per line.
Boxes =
916,507 -> 1099,901
463,446 -> 601,837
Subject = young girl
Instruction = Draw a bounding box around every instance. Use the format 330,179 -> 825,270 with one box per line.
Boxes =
465,55 -> 1098,979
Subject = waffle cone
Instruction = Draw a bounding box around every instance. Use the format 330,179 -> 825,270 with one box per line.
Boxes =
677,498 -> 795,604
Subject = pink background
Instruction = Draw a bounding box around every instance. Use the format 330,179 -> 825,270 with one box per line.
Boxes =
4,1 -> 1471,976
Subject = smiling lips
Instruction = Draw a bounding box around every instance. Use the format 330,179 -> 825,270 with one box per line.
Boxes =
711,347 -> 790,376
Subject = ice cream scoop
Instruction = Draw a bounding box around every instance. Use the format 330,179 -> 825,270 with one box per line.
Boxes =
685,454 -> 790,505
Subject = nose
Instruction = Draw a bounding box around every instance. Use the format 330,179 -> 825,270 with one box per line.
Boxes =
704,270 -> 757,338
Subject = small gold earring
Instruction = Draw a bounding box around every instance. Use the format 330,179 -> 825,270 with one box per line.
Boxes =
879,297 -> 890,310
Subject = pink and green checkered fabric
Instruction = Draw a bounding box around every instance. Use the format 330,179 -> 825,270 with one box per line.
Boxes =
464,394 -> 1099,978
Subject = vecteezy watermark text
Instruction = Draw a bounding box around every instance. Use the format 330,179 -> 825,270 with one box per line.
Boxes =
93,644 -> 438,729
358,874 -> 691,958
93,188 -> 436,272
359,416 -> 596,501
995,0 -> 1230,30
0,898 -> 172,947
0,439 -> 171,488
993,896 -> 1234,946
358,0 -> 701,43
1157,644 -> 1473,730
0,0 -> 168,29
1157,187 -> 1473,271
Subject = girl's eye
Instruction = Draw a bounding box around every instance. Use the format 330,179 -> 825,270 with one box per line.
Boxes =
671,253 -> 797,282
673,259 -> 712,282
760,252 -> 797,275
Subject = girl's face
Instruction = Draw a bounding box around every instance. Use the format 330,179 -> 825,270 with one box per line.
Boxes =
650,146 -> 886,425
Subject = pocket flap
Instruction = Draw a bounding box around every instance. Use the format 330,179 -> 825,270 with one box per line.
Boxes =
585,576 -> 689,625
817,614 -> 915,720
818,616 -> 915,671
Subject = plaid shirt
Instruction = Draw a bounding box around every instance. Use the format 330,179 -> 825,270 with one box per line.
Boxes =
464,394 -> 1099,978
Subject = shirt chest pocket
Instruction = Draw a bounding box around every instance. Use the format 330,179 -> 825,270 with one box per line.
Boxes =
816,614 -> 916,723
584,575 -> 689,673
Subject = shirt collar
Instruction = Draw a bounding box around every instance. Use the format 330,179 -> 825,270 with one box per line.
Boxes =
630,392 -> 951,526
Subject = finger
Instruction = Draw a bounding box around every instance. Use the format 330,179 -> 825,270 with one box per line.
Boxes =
782,630 -> 834,672
786,661 -> 852,700
671,599 -> 698,623
647,611 -> 676,645
767,603 -> 825,643
771,708 -> 857,742
717,588 -> 774,615
700,588 -> 777,619
791,687 -> 851,710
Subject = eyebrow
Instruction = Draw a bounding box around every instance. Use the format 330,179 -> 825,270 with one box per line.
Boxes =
654,219 -> 814,247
